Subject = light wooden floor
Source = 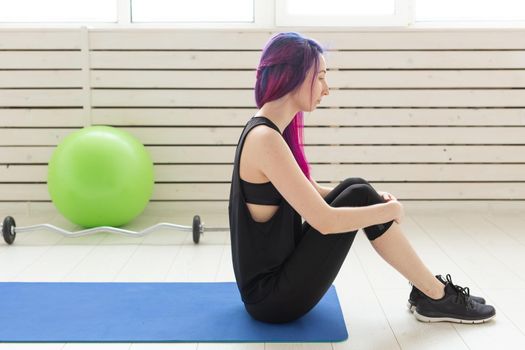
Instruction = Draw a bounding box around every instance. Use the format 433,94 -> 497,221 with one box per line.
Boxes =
1,204 -> 524,350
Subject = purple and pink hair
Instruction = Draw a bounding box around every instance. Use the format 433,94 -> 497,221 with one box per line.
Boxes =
255,32 -> 324,181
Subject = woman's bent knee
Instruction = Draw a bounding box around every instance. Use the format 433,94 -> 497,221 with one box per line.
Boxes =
342,177 -> 369,186
331,184 -> 377,208
331,183 -> 395,241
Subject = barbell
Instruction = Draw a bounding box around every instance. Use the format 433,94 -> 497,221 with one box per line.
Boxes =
1,215 -> 230,245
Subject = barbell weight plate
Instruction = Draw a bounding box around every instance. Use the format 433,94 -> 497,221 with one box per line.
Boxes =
2,216 -> 16,245
192,215 -> 201,244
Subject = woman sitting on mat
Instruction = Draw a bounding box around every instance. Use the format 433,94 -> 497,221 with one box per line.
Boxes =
228,32 -> 495,324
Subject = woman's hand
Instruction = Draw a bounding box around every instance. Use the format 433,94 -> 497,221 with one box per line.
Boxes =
390,200 -> 404,225
378,191 -> 403,224
378,191 -> 397,202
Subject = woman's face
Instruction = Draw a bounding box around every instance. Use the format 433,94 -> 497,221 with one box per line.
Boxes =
292,54 -> 329,112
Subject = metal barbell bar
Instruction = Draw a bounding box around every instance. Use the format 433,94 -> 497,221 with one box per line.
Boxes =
1,215 -> 230,245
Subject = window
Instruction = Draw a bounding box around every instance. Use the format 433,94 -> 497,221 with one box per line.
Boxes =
0,0 -> 117,22
131,0 -> 254,23
276,0 -> 406,26
285,0 -> 395,16
415,0 -> 525,22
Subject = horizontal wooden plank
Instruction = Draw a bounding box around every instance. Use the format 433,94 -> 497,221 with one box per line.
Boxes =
3,164 -> 525,182
0,90 -> 84,107
0,52 -> 83,69
91,70 -> 525,89
0,29 -> 81,49
0,109 -> 85,127
328,51 -> 525,69
91,70 -> 255,88
3,89 -> 525,109
1,127 -> 525,146
127,126 -> 525,145
0,71 -> 83,88
90,89 -> 525,107
90,108 -> 525,127
89,30 -> 272,50
90,89 -> 254,107
90,51 -> 525,69
91,108 -> 256,126
311,31 -> 525,50
88,30 -> 525,50
2,145 -> 524,164
307,164 -> 525,183
13,107 -> 525,129
2,182 -> 524,201
329,70 -> 525,88
90,51 -> 260,69
3,29 -> 525,52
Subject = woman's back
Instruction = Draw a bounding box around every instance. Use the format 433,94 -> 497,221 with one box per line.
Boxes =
228,117 -> 302,305
239,122 -> 281,223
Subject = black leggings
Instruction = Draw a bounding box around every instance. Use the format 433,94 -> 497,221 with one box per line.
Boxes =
244,177 -> 395,324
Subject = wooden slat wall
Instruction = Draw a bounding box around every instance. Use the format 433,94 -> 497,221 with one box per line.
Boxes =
1,29 -> 525,209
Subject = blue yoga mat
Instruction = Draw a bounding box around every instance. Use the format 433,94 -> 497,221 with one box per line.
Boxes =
0,282 -> 348,343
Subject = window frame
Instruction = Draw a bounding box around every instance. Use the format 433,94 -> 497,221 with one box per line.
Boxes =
1,0 -> 525,29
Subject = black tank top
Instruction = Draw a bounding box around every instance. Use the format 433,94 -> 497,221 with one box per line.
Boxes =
240,179 -> 282,205
228,116 -> 303,305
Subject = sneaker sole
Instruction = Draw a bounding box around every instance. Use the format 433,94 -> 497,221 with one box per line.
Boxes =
413,310 -> 496,324
407,301 -> 416,313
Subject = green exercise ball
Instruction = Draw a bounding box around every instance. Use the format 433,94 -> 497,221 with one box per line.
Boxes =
47,126 -> 154,228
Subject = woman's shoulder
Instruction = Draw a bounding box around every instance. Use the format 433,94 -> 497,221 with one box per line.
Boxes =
248,116 -> 280,134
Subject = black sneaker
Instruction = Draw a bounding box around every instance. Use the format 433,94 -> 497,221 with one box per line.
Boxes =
407,274 -> 486,312
413,275 -> 496,324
